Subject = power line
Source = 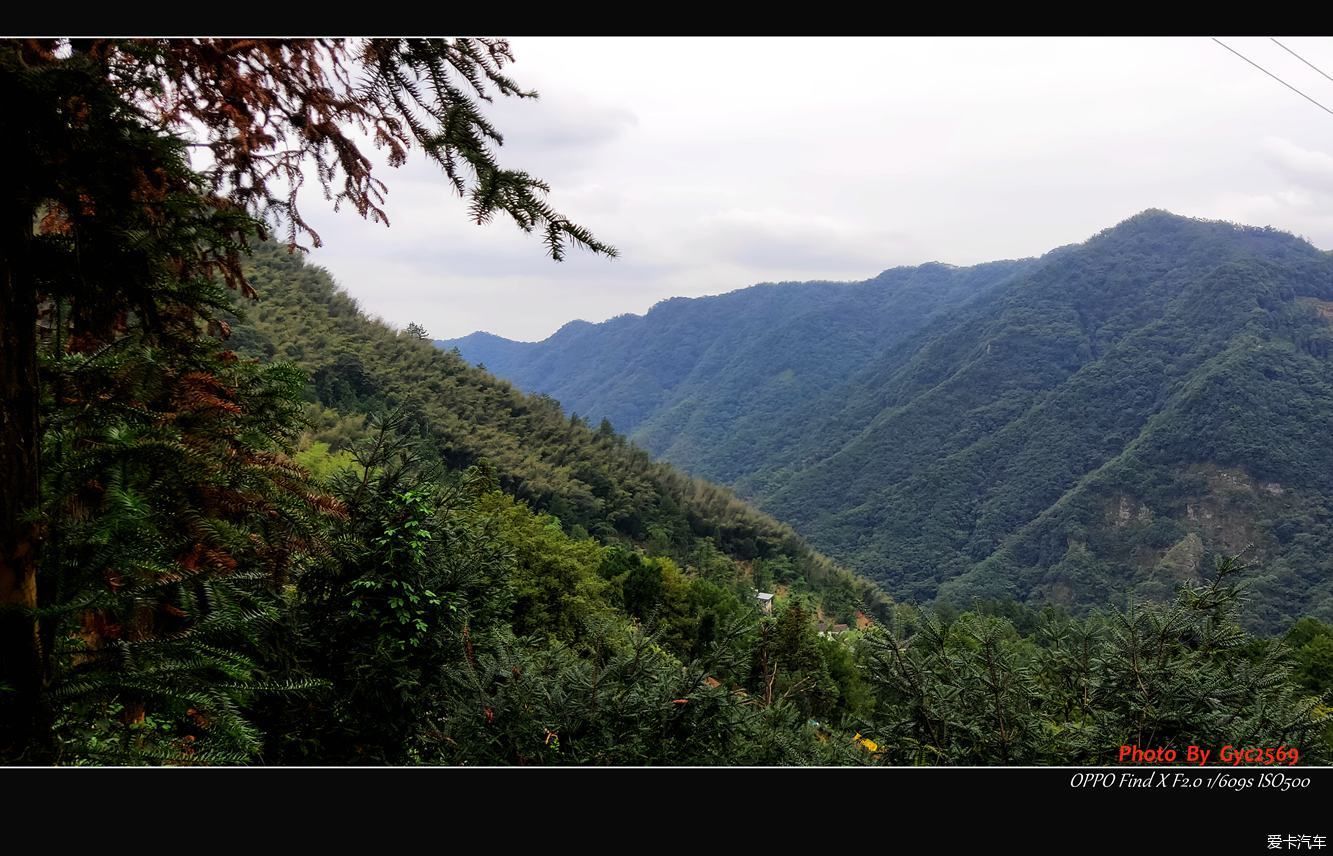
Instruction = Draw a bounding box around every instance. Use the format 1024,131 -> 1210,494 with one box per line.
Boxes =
1212,37 -> 1333,117
1271,37 -> 1333,85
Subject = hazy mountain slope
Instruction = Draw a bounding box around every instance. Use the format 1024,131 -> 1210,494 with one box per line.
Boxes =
442,260 -> 1033,481
445,211 -> 1333,630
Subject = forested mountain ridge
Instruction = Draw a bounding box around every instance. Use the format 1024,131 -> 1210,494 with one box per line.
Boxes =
227,241 -> 887,622
445,211 -> 1333,632
442,258 -> 1035,483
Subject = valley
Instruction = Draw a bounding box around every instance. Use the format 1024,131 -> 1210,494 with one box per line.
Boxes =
444,211 -> 1333,632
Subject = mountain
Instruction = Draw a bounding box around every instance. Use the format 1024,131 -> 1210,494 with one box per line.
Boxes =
440,259 -> 1036,483
37,221 -> 1333,767
227,241 -> 889,623
442,211 -> 1333,631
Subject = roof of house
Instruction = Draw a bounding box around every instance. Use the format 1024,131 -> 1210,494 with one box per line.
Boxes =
756,592 -> 775,601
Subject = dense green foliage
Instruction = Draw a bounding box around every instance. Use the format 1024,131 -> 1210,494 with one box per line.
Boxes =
867,558 -> 1330,764
43,328 -> 330,763
446,211 -> 1333,632
240,414 -> 879,765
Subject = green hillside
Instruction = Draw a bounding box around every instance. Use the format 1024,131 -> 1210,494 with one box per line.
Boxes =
230,242 -> 889,623
446,211 -> 1333,631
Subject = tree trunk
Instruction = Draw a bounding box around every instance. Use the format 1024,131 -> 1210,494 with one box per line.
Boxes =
0,206 -> 45,760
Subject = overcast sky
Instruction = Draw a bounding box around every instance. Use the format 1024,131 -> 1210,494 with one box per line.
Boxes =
296,36 -> 1333,342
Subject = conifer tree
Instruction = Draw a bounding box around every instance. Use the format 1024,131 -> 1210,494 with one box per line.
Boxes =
1,37 -> 613,758
42,307 -> 338,763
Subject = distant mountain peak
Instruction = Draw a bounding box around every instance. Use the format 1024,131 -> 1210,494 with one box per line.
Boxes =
439,211 -> 1333,630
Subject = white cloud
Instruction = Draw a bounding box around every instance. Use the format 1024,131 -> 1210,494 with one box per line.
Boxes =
292,36 -> 1333,341
689,208 -> 918,274
1262,137 -> 1333,196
